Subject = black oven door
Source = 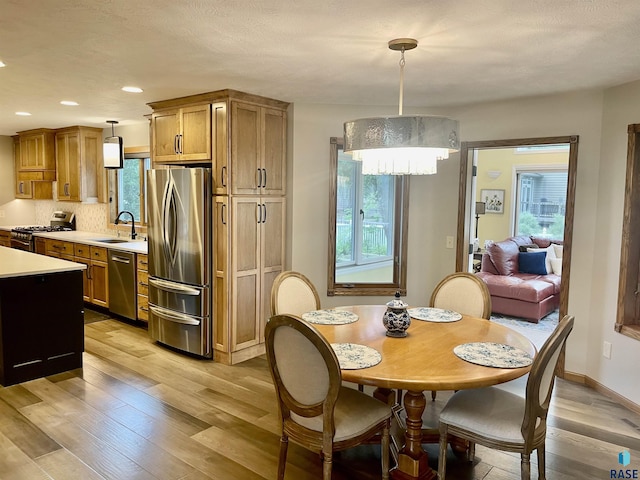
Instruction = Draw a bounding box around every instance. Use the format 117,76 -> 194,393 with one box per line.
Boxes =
10,237 -> 33,252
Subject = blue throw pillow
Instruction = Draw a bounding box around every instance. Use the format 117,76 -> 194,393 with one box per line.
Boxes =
518,251 -> 547,275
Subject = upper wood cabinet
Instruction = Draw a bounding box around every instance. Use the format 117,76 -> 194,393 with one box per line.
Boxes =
16,128 -> 56,173
13,135 -> 53,200
149,90 -> 288,193
151,104 -> 211,164
226,102 -> 286,196
55,126 -> 105,203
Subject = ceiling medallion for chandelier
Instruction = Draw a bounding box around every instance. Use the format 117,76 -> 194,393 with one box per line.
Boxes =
343,38 -> 460,175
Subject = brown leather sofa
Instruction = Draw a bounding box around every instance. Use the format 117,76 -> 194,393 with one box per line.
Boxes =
476,235 -> 562,323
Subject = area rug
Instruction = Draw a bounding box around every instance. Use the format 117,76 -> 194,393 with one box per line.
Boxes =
490,309 -> 559,349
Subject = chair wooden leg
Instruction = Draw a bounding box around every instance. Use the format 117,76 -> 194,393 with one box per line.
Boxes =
438,423 -> 448,479
277,435 -> 288,480
536,445 -> 546,480
322,450 -> 333,480
521,452 -> 531,480
381,419 -> 390,480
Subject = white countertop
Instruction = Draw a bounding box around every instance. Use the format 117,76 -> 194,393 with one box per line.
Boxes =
1,225 -> 148,254
33,231 -> 148,254
0,246 -> 87,278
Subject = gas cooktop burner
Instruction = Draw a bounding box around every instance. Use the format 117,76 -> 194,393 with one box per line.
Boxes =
12,225 -> 72,234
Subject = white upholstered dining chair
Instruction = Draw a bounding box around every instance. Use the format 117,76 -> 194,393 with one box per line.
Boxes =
265,314 -> 392,480
430,271 -> 492,320
437,314 -> 574,480
270,270 -> 321,316
420,272 -> 493,403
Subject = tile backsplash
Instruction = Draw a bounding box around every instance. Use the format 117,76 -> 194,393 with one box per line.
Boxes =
35,200 -> 109,233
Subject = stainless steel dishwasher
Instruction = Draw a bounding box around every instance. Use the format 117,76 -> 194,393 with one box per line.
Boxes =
108,249 -> 137,320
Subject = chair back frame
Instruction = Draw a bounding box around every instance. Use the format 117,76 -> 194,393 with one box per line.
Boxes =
265,314 -> 342,452
270,271 -> 321,317
521,314 -> 574,449
430,272 -> 492,319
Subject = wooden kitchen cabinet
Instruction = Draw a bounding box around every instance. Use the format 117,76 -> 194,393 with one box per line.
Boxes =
228,102 -> 286,195
0,231 -> 11,248
151,104 -> 211,164
45,239 -> 74,259
34,237 -> 46,254
73,243 -> 108,308
211,98 -> 286,196
14,137 -> 53,199
16,128 -> 56,173
55,126 -> 105,202
14,131 -> 55,199
150,89 -> 288,365
214,196 -> 285,364
136,253 -> 149,322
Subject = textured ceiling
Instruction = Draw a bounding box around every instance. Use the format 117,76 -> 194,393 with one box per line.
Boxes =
2,0 -> 640,136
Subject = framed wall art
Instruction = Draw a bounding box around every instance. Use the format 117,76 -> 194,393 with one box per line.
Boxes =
480,189 -> 505,214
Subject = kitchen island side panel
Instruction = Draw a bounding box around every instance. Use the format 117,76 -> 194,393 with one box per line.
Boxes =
0,270 -> 84,386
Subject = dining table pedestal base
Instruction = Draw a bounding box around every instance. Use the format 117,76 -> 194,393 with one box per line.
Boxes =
390,390 -> 437,480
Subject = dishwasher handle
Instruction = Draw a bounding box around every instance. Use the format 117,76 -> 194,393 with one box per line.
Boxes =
110,254 -> 132,264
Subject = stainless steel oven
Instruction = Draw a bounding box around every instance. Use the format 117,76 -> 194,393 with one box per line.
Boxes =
10,211 -> 76,252
10,235 -> 32,251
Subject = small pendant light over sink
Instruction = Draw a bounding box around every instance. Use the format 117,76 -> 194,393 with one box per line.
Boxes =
343,38 -> 459,175
103,120 -> 124,169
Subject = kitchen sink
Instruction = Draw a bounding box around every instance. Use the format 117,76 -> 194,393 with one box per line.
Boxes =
92,238 -> 130,244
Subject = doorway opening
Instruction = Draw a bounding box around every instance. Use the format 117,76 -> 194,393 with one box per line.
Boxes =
456,137 -> 578,364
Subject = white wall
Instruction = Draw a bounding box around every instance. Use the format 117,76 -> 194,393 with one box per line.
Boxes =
289,104 -> 460,311
589,79 -> 640,403
111,121 -> 150,148
0,136 -> 37,226
450,90 -> 605,384
289,89 -> 614,396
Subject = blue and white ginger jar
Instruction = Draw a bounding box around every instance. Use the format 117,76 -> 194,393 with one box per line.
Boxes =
382,292 -> 410,337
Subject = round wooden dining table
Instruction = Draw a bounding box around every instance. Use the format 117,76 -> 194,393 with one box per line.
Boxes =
313,304 -> 536,480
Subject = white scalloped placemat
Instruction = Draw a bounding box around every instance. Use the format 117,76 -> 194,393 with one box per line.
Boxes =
408,307 -> 462,322
453,342 -> 533,368
301,309 -> 359,325
331,343 -> 382,370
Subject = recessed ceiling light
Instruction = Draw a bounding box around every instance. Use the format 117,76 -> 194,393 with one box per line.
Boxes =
122,86 -> 143,93
0,61 -> 6,68
60,100 -> 79,106
15,111 -> 31,116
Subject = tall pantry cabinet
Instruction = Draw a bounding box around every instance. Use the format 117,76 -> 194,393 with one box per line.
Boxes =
149,90 -> 288,365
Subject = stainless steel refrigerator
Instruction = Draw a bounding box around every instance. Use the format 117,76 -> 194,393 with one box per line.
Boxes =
147,167 -> 212,358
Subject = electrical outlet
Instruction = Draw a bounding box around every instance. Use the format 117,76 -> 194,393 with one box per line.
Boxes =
603,341 -> 612,359
446,236 -> 454,249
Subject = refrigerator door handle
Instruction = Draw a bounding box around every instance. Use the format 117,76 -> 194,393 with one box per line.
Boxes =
149,277 -> 201,295
149,304 -> 201,326
162,178 -> 179,265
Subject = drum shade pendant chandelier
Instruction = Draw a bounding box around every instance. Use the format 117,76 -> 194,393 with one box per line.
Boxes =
343,38 -> 459,175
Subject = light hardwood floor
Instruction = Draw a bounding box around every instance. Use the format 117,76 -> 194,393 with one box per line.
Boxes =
0,315 -> 638,479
